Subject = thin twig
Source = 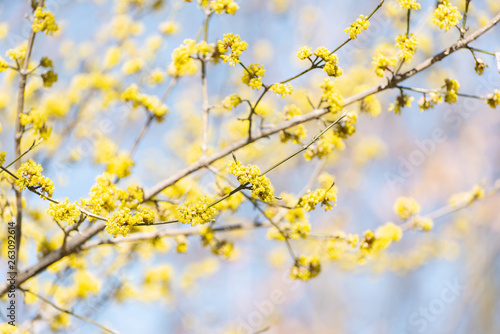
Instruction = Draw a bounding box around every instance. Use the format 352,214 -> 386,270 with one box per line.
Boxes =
20,288 -> 120,334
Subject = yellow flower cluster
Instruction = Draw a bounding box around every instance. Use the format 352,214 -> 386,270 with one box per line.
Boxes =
304,130 -> 345,160
444,78 -> 459,104
0,56 -> 8,72
175,235 -> 188,253
146,68 -> 166,86
335,112 -> 357,139
360,92 -> 382,117
279,105 -> 306,144
74,270 -> 100,298
0,151 -> 5,166
372,53 -> 397,77
33,7 -> 59,35
395,33 -> 418,61
111,14 -> 144,40
0,195 -> 14,222
433,1 -> 462,31
6,43 -> 27,63
15,160 -> 54,197
389,92 -> 413,115
50,313 -> 71,332
221,94 -> 242,110
143,264 -> 173,297
419,91 -> 442,111
474,59 -> 487,75
393,196 -> 421,220
106,205 -> 155,237
217,33 -> 248,66
344,15 -> 369,40
122,58 -> 144,74
159,21 -> 179,35
210,0 -> 239,14
227,160 -> 275,202
105,152 -> 134,178
360,222 -> 403,258
215,186 -> 244,211
121,84 -> 169,121
201,226 -> 234,258
178,195 -> 218,226
270,82 -> 293,97
397,0 -> 420,10
298,187 -> 337,211
320,78 -> 344,112
47,198 -> 81,225
19,109 -> 51,139
289,255 -> 321,281
449,184 -> 484,207
413,216 -> 433,231
326,233 -> 359,260
41,69 -> 58,87
486,90 -> 500,108
169,39 -> 215,76
314,46 -> 343,77
267,220 -> 311,241
241,63 -> 265,90
81,173 -> 143,218
297,46 -> 312,60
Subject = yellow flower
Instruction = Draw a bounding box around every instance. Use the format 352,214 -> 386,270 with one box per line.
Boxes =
344,15 -> 370,39
0,56 -> 8,72
414,216 -> 433,231
320,78 -> 344,112
178,195 -> 218,226
7,43 -> 27,64
210,0 -> 239,14
419,91 -> 442,111
449,184 -> 484,207
50,313 -> 71,332
395,33 -> 418,61
15,160 -> 54,197
105,152 -> 134,178
33,7 -> 59,35
433,1 -> 462,31
298,187 -> 337,211
241,63 -> 265,90
297,46 -> 312,60
168,39 -> 214,76
217,33 -> 248,66
372,53 -> 397,77
227,160 -> 275,202
270,82 -> 293,97
47,198 -> 81,225
397,0 -> 420,10
486,90 -> 500,108
444,78 -> 459,104
221,94 -> 242,110
289,255 -> 321,281
175,235 -> 188,253
159,21 -> 179,34
74,270 -> 100,298
393,196 -> 420,220
106,205 -> 155,237
122,58 -> 144,74
110,14 -> 144,39
389,92 -> 413,115
146,68 -> 166,85
121,84 -> 169,121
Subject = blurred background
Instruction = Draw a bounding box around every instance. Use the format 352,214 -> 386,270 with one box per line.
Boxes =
1,0 -> 500,333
